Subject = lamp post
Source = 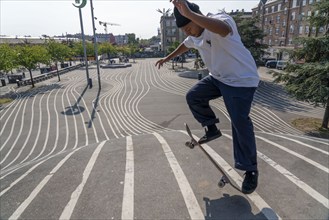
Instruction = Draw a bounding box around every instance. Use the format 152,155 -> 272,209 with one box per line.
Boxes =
73,0 -> 92,88
89,0 -> 101,89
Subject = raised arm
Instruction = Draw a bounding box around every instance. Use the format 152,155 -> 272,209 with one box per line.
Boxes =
171,0 -> 231,37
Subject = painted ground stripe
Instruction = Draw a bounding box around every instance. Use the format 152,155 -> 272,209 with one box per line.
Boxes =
225,133 -> 329,210
262,132 -> 329,155
257,151 -> 329,209
153,132 -> 204,219
121,136 -> 134,220
182,131 -> 281,220
59,141 -> 106,220
8,148 -> 80,220
256,135 -> 329,173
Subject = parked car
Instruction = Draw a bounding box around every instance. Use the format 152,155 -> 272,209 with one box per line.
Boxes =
258,57 -> 276,66
276,60 -> 287,70
265,60 -> 278,68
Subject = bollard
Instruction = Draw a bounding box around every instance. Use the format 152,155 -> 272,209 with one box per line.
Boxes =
88,78 -> 93,88
198,72 -> 202,80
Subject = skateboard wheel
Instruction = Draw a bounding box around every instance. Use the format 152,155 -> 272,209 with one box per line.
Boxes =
221,175 -> 229,183
185,141 -> 190,147
218,179 -> 226,188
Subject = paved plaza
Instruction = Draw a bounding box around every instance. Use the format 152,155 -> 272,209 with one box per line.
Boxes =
0,58 -> 328,219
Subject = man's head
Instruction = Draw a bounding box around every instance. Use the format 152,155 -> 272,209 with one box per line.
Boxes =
174,1 -> 204,37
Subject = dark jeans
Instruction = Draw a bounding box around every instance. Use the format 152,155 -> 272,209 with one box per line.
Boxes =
186,75 -> 257,171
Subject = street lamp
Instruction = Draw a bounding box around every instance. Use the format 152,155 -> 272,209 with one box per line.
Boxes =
73,0 -> 92,88
89,0 -> 101,89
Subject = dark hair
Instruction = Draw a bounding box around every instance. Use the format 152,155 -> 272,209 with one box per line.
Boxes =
174,1 -> 201,28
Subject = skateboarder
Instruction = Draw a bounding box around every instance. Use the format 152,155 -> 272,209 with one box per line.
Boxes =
155,0 -> 259,194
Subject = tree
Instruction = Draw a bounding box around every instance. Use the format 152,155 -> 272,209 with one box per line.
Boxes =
233,13 -> 268,65
45,40 -> 71,81
274,0 -> 329,129
16,45 -> 50,88
0,44 -> 18,74
99,42 -> 116,60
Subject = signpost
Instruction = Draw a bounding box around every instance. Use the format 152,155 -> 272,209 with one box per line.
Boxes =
73,0 -> 92,88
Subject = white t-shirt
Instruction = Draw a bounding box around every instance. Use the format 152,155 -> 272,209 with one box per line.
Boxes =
183,13 -> 259,87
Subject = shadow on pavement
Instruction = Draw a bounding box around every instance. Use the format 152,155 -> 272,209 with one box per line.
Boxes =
61,84 -> 88,116
204,194 -> 278,220
88,86 -> 101,128
255,81 -> 322,114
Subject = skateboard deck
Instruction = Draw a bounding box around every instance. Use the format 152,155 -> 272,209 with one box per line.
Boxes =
184,123 -> 241,192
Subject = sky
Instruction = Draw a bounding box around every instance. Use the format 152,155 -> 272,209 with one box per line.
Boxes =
0,0 -> 259,39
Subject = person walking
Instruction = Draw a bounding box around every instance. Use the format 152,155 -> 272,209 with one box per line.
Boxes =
155,0 -> 259,194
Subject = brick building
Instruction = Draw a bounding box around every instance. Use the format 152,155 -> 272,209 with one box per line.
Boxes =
252,0 -> 325,59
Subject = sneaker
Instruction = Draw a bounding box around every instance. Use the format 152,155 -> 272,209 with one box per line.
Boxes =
242,170 -> 258,194
198,128 -> 222,144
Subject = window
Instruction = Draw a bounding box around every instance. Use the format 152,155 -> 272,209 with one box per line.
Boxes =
307,10 -> 312,16
309,0 -> 314,4
291,12 -> 296,20
284,7 -> 288,14
292,0 -> 297,7
276,15 -> 280,22
269,27 -> 273,35
290,24 -> 294,33
269,39 -> 272,46
305,26 -> 309,33
278,4 -> 281,10
302,0 -> 306,6
312,26 -> 316,33
272,6 -> 275,12
283,21 -> 286,27
276,27 -> 280,35
299,26 -> 303,34
289,38 -> 293,45
319,27 -> 324,33
281,30 -> 285,37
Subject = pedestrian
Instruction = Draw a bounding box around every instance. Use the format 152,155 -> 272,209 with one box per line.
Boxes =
155,0 -> 259,194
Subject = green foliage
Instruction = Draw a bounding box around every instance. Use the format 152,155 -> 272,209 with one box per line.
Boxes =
308,0 -> 329,34
16,45 -> 49,71
0,44 -> 18,73
274,62 -> 329,107
99,42 -> 116,59
72,41 -> 94,57
293,36 -> 329,62
45,40 -> 72,64
233,14 -> 268,64
167,41 -> 180,54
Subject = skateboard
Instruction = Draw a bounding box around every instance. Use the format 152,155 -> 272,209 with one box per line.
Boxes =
184,123 -> 241,192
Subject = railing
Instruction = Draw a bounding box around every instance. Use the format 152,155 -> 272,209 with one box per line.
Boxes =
19,64 -> 84,86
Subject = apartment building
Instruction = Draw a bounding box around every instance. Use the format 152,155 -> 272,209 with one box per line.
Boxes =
252,0 -> 324,59
159,13 -> 186,53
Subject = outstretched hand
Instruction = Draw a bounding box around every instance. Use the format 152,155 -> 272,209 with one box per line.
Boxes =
155,58 -> 167,69
170,0 -> 191,18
